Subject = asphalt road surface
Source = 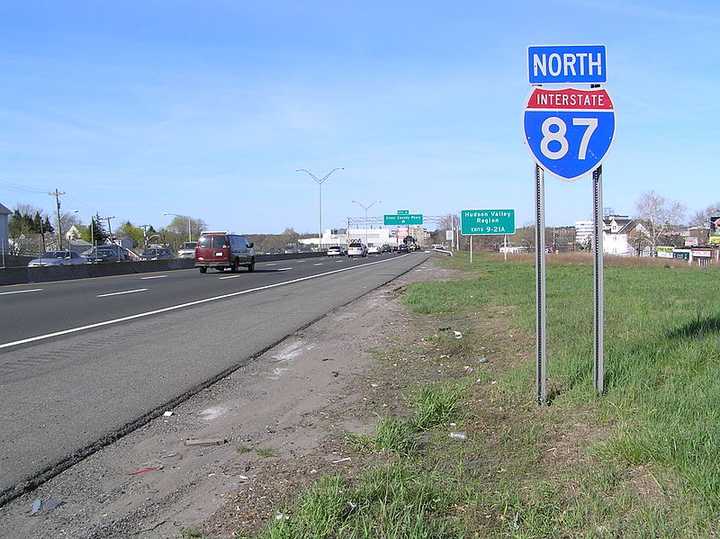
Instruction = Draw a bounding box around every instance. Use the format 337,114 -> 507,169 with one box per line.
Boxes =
0,252 -> 427,499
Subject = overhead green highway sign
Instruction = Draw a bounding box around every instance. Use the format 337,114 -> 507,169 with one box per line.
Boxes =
461,209 -> 515,235
384,214 -> 423,226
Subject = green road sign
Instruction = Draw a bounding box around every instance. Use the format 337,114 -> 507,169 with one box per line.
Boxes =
397,209 -> 410,214
461,209 -> 515,235
384,214 -> 423,226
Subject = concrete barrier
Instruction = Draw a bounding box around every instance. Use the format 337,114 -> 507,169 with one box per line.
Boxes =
0,267 -> 29,286
0,252 -> 327,286
2,255 -> 34,268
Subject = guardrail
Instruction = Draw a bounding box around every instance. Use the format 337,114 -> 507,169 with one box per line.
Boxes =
0,252 -> 327,286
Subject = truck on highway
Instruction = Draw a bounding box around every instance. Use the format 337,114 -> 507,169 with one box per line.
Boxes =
195,231 -> 256,273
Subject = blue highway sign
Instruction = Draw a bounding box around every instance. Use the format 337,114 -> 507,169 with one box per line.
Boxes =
528,45 -> 606,84
523,87 -> 615,180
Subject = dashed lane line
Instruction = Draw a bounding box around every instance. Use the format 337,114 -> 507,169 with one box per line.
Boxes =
0,254 -> 411,350
0,288 -> 44,296
96,288 -> 148,298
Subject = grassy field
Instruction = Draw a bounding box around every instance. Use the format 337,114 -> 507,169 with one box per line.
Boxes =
254,252 -> 720,537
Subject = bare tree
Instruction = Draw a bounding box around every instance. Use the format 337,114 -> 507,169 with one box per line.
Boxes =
634,191 -> 686,255
688,202 -> 720,228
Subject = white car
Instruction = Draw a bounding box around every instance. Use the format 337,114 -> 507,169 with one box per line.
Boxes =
28,251 -> 86,267
347,242 -> 367,257
367,244 -> 380,255
327,246 -> 344,256
177,241 -> 197,259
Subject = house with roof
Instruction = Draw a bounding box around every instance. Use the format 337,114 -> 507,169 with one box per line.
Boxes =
603,215 -> 648,256
0,202 -> 10,258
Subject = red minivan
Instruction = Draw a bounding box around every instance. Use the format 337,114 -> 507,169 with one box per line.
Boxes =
195,231 -> 256,273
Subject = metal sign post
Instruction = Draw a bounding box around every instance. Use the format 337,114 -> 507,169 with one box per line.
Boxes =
534,164 -> 547,405
469,234 -> 473,264
525,43 -> 614,405
592,165 -> 604,394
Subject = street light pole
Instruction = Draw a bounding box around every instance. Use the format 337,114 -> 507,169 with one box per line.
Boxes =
164,212 -> 193,244
296,168 -> 344,250
352,200 -> 381,246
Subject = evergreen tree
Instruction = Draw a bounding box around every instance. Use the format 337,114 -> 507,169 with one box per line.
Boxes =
43,215 -> 54,234
33,211 -> 42,233
23,213 -> 34,231
90,215 -> 109,245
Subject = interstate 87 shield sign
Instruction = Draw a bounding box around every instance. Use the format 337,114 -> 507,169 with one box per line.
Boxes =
524,87 -> 615,180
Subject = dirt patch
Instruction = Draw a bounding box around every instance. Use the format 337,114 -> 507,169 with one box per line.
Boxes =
627,465 -> 665,500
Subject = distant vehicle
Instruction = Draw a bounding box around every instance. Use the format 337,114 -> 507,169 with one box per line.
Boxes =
398,243 -> 409,253
141,247 -> 174,261
381,244 -> 392,253
347,242 -> 367,257
327,246 -> 344,256
84,245 -> 132,263
367,244 -> 381,255
177,241 -> 197,259
195,231 -> 255,273
27,251 -> 86,267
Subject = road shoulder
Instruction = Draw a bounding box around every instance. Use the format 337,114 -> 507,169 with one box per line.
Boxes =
0,256 -> 452,538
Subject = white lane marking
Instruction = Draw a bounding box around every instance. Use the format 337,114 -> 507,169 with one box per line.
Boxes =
0,254 -> 413,350
277,267 -> 292,271
0,288 -> 43,296
97,288 -> 148,298
219,275 -> 240,280
265,263 -> 277,266
313,263 -> 323,266
140,275 -> 168,280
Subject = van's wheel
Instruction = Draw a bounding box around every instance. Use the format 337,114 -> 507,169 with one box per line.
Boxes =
199,267 -> 207,274
230,258 -> 239,273
248,258 -> 255,272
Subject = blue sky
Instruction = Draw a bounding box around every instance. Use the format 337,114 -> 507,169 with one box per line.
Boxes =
0,0 -> 718,232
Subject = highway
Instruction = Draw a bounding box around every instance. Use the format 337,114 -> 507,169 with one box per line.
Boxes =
0,252 -> 427,501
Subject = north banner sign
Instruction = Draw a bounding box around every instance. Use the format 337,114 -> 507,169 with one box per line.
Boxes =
397,210 -> 410,215
524,87 -> 615,180
525,43 -> 613,404
461,209 -> 515,235
384,214 -> 423,226
528,45 -> 606,84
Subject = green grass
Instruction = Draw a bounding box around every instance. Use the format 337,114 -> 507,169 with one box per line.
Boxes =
253,253 -> 720,537
258,464 -> 461,539
408,252 -> 720,517
256,447 -> 279,458
350,382 -> 466,455
411,382 -> 464,430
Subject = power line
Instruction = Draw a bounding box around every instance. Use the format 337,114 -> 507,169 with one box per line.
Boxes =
0,180 -> 48,195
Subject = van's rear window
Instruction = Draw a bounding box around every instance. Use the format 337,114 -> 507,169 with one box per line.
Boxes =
198,235 -> 226,249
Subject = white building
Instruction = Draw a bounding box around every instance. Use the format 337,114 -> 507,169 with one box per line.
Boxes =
575,220 -> 593,246
299,228 -> 396,248
602,215 -> 647,256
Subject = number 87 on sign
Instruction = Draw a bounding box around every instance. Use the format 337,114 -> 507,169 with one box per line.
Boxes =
523,87 -> 615,180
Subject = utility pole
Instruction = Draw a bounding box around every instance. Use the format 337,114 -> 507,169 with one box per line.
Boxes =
140,225 -> 151,248
39,217 -> 46,252
296,168 -> 344,251
49,188 -> 66,250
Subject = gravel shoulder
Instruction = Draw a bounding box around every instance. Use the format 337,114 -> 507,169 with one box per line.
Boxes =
0,256 -> 456,538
